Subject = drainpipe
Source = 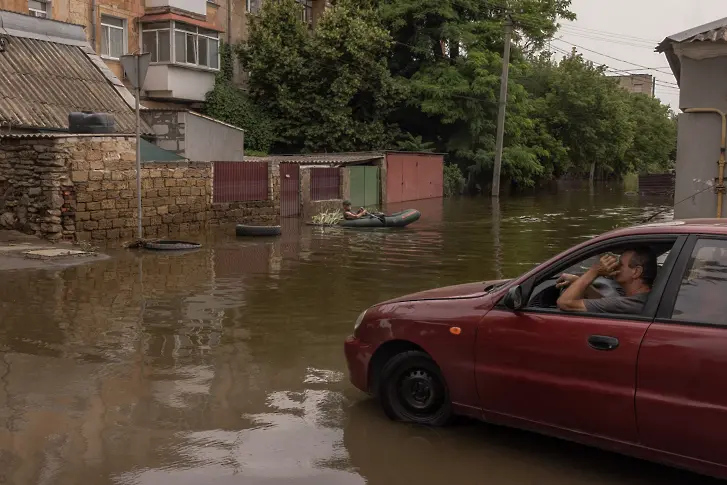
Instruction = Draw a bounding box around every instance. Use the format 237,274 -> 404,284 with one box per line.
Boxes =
684,108 -> 727,218
90,0 -> 97,49
227,0 -> 232,44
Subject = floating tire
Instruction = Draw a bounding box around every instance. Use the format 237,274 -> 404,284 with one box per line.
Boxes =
144,240 -> 202,251
235,225 -> 282,237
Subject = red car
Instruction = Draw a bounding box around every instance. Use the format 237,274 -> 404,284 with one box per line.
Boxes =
345,219 -> 727,479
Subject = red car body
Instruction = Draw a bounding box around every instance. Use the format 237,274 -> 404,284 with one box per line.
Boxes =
345,219 -> 727,479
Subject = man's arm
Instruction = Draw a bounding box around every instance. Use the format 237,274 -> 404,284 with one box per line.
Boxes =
557,268 -> 600,312
558,254 -> 620,312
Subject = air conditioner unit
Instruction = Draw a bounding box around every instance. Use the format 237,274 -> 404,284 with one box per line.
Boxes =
30,10 -> 47,18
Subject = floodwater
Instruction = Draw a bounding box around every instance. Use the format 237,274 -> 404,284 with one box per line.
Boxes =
0,185 -> 717,485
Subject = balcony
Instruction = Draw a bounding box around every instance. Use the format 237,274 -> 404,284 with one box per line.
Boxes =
146,0 -> 207,17
140,17 -> 220,102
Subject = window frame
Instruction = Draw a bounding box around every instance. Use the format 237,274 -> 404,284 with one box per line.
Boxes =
296,0 -> 313,23
100,14 -> 127,60
142,22 -> 172,64
28,0 -> 49,18
497,233 -> 687,322
656,234 -> 727,328
142,21 -> 219,71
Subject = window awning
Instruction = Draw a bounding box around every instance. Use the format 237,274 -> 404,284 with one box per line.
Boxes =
140,138 -> 186,162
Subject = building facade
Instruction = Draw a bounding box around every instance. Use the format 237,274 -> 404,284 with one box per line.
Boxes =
608,74 -> 655,97
2,0 -> 327,108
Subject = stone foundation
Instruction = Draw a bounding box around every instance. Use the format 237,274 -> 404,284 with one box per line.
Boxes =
0,135 -> 279,241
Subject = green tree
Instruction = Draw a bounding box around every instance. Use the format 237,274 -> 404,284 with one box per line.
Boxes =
619,93 -> 677,174
239,0 -> 404,152
205,43 -> 274,153
527,50 -> 635,182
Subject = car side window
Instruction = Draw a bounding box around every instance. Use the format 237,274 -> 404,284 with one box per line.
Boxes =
671,238 -> 727,326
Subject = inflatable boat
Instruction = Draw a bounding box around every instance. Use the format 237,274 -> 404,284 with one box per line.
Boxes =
338,209 -> 421,228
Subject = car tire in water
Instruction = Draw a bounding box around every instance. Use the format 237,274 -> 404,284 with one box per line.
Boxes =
378,351 -> 452,426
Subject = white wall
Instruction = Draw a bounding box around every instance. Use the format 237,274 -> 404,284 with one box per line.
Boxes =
185,113 -> 245,162
143,65 -> 216,102
145,0 -> 206,16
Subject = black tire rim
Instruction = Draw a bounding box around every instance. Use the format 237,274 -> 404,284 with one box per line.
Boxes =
398,368 -> 442,415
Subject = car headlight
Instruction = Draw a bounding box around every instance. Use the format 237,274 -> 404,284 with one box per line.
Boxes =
354,309 -> 367,332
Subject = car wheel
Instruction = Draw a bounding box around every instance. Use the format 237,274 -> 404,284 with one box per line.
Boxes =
378,351 -> 452,426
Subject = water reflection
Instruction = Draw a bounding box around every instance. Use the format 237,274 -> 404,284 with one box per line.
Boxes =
0,187 -> 699,485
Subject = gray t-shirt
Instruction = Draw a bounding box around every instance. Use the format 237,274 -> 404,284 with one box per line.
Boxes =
584,292 -> 649,315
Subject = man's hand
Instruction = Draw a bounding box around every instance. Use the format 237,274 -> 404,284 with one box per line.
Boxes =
556,273 -> 579,289
592,254 -> 620,277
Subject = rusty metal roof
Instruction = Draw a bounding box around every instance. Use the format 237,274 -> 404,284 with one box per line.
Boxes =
0,10 -> 152,134
244,152 -> 386,165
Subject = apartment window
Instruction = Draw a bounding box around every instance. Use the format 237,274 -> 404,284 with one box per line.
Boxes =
172,22 -> 219,69
296,0 -> 312,23
142,22 -> 171,63
28,0 -> 48,18
101,15 -> 126,60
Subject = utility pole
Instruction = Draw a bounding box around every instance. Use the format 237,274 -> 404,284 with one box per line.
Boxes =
492,16 -> 513,198
120,52 -> 151,240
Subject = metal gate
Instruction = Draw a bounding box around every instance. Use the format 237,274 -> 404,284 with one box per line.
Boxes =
349,166 -> 380,208
280,163 -> 300,217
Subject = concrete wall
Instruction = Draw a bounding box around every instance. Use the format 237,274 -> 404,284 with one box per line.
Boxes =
0,135 -> 277,241
185,113 -> 245,161
142,110 -> 186,154
674,113 -> 723,219
672,55 -> 727,219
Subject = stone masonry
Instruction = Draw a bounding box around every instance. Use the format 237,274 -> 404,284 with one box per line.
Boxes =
0,135 -> 279,241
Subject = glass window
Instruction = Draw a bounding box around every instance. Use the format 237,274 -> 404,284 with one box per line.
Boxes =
101,15 -> 126,59
198,37 -> 209,67
142,31 -> 157,63
209,40 -> 219,69
296,0 -> 313,23
175,31 -> 186,63
671,239 -> 727,326
142,22 -> 171,31
28,0 -> 48,17
158,30 -> 171,62
186,33 -> 196,64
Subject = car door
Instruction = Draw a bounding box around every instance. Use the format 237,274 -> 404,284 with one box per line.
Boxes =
475,235 -> 683,444
636,235 -> 727,466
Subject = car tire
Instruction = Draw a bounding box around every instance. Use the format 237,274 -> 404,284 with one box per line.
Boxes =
378,351 -> 452,426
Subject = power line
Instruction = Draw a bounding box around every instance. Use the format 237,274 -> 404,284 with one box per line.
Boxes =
559,24 -> 660,44
551,38 -> 675,77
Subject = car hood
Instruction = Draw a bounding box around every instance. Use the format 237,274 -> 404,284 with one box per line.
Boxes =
380,279 -> 511,304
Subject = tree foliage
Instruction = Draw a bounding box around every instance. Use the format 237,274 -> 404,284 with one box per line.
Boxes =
229,0 -> 676,189
205,43 -> 274,153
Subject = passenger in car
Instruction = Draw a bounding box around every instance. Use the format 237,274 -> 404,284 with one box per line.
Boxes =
556,247 -> 657,315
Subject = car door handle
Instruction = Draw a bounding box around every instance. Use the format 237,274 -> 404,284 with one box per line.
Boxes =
588,335 -> 620,351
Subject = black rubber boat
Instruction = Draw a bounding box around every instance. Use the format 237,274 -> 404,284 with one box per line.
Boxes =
338,209 -> 421,228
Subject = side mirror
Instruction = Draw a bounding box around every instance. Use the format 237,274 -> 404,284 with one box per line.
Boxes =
503,286 -> 524,311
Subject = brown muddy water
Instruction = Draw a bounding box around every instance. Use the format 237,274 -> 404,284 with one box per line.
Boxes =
0,186 -> 718,485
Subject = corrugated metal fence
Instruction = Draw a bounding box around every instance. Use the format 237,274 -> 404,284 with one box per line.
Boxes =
639,173 -> 675,197
310,167 -> 341,201
213,161 -> 269,203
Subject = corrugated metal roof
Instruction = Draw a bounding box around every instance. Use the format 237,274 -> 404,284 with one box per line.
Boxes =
0,133 -> 138,139
244,152 -> 385,165
656,16 -> 727,85
0,35 -> 146,133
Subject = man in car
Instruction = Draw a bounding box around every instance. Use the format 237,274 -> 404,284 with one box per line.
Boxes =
556,247 -> 657,315
343,200 -> 369,220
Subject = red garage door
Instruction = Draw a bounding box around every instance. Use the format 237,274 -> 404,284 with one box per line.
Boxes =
386,153 -> 444,204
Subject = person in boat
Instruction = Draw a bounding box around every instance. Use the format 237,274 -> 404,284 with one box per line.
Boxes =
343,200 -> 370,220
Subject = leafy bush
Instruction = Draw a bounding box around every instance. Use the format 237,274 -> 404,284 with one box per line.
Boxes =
443,163 -> 465,197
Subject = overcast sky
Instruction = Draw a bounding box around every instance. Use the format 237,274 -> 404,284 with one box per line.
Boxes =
553,0 -> 726,110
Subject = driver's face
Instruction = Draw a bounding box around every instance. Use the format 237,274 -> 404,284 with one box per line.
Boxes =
614,251 -> 637,285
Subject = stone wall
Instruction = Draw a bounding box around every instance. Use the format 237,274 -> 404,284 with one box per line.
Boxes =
0,135 -> 279,241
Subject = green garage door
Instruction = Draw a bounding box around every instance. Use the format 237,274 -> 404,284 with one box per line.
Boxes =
349,166 -> 380,208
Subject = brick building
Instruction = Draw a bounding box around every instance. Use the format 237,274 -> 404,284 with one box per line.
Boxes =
2,0 -> 328,108
608,74 -> 656,97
